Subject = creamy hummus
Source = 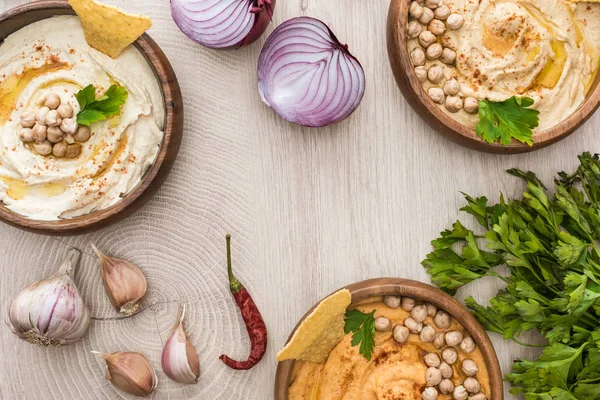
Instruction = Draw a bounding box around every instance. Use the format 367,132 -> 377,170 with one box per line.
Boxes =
289,297 -> 491,399
410,0 -> 600,131
0,16 -> 164,220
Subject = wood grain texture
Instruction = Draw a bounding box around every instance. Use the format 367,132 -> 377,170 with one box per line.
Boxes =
0,0 -> 598,399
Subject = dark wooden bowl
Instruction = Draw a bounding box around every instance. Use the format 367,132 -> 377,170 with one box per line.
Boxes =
274,278 -> 504,399
0,1 -> 183,235
387,0 -> 600,154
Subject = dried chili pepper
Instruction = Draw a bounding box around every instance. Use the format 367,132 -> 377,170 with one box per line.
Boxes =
219,234 -> 268,370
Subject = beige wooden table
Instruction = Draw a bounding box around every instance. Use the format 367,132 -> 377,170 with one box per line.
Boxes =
1,0 -> 598,399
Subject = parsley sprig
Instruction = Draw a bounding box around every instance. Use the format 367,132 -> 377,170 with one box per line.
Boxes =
476,96 -> 540,146
75,84 -> 128,127
344,309 -> 375,360
423,152 -> 600,398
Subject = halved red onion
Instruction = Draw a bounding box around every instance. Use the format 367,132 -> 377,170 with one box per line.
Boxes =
171,0 -> 275,49
257,17 -> 365,128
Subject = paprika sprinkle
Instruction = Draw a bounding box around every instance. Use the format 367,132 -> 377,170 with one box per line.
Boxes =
219,234 -> 268,370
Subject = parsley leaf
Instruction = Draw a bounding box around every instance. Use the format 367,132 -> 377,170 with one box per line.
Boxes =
75,84 -> 128,127
344,309 -> 375,360
476,96 -> 540,146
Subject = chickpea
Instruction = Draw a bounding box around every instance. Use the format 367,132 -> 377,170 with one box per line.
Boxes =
393,325 -> 410,344
409,1 -> 425,19
64,134 -> 75,145
60,118 -> 78,135
434,310 -> 451,329
426,303 -> 437,317
442,347 -> 458,364
420,324 -> 436,342
445,96 -> 463,113
52,142 -> 67,158
404,317 -> 423,333
446,14 -> 465,30
424,352 -> 441,368
418,31 -> 437,48
428,88 -> 445,104
401,297 -> 416,311
443,79 -> 461,96
453,385 -> 468,400
464,377 -> 481,394
463,97 -> 479,114
469,394 -> 487,400
44,93 -> 61,109
440,48 -> 457,64
57,104 -> 74,119
65,143 -> 82,159
407,21 -> 423,39
445,331 -> 464,347
425,0 -> 443,9
20,111 -> 36,128
434,5 -> 451,19
426,43 -> 443,60
33,140 -> 52,156
426,367 -> 442,386
19,128 -> 34,142
427,66 -> 444,84
422,387 -> 439,400
32,124 -> 47,142
35,106 -> 50,125
434,332 -> 446,348
418,7 -> 435,24
460,336 -> 476,354
383,295 -> 401,309
439,362 -> 453,379
412,48 -> 426,67
45,110 -> 62,127
429,19 -> 446,36
439,378 -> 455,394
415,66 -> 428,81
74,126 -> 91,142
462,359 -> 479,377
47,127 -> 64,143
375,317 -> 391,332
411,305 -> 428,322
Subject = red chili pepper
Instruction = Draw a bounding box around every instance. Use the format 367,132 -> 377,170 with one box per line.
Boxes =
219,234 -> 268,370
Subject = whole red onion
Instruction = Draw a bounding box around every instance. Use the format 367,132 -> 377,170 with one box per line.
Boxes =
171,0 -> 275,49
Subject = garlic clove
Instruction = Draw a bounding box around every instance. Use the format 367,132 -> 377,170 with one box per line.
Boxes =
8,248 -> 90,346
92,245 -> 147,316
94,351 -> 157,397
161,304 -> 200,384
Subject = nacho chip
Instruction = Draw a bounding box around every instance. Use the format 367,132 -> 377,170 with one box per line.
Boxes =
277,289 -> 352,363
68,0 -> 152,58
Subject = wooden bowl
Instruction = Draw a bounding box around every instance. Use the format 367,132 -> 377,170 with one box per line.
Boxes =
0,1 -> 183,235
274,278 -> 504,399
386,0 -> 600,154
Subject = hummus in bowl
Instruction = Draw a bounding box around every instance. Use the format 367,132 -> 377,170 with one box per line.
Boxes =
0,3 -> 182,233
274,278 -> 503,399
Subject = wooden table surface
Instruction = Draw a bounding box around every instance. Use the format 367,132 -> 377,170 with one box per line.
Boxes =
1,0 -> 598,399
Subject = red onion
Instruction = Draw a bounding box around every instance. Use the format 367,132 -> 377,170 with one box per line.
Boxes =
257,17 -> 365,128
171,0 -> 275,49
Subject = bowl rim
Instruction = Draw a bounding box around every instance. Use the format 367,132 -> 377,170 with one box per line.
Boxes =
274,277 -> 504,399
0,0 -> 183,235
386,0 -> 600,154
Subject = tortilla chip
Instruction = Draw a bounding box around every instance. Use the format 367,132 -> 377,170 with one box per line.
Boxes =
68,0 -> 152,58
277,289 -> 352,363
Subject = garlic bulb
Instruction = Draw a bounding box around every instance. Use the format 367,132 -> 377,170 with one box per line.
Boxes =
92,245 -> 147,316
161,305 -> 200,384
8,248 -> 90,346
94,351 -> 157,396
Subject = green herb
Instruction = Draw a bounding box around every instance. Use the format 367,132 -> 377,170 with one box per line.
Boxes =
344,309 -> 375,360
476,96 -> 540,146
423,152 -> 600,398
75,84 -> 128,127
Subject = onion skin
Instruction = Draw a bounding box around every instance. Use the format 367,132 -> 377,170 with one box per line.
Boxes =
257,17 -> 366,128
171,0 -> 276,49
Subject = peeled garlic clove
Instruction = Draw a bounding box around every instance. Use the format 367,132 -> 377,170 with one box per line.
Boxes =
95,351 -> 157,396
92,244 -> 147,316
8,248 -> 90,346
161,305 -> 200,384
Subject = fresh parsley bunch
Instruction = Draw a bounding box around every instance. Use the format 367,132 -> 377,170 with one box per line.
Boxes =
423,152 -> 600,398
75,84 -> 128,127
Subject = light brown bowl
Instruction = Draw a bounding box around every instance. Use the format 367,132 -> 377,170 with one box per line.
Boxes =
0,1 -> 183,235
274,278 -> 504,399
387,0 -> 600,154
